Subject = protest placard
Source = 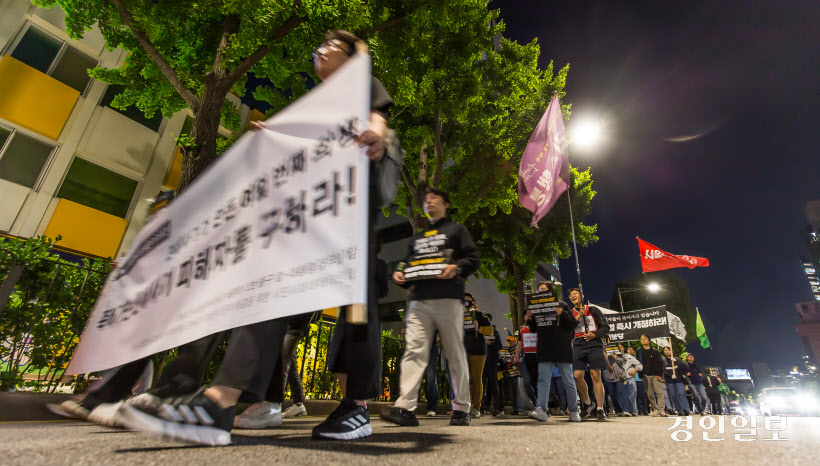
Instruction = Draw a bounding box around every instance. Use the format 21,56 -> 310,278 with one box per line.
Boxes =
67,53 -> 372,374
603,306 -> 671,342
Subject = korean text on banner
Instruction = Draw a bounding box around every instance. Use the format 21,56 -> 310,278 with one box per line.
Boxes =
603,306 -> 671,342
67,53 -> 372,375
517,94 -> 571,226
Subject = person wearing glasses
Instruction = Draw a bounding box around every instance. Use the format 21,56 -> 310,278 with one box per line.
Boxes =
118,30 -> 402,445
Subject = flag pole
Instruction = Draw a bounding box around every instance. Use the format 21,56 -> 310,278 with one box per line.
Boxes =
566,185 -> 587,321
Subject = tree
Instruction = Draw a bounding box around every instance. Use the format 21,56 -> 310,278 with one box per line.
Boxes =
609,271 -> 697,346
468,168 -> 598,330
34,0 -> 440,192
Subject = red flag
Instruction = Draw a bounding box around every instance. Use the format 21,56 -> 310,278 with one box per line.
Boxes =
637,238 -> 710,272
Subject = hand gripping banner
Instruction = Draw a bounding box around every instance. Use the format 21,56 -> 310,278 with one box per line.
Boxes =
68,53 -> 372,374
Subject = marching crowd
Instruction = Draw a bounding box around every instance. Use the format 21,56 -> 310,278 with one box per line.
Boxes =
46,29 -> 732,448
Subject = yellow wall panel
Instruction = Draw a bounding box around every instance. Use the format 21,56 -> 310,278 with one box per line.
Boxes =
0,55 -> 79,140
247,109 -> 266,129
163,146 -> 183,190
44,199 -> 127,258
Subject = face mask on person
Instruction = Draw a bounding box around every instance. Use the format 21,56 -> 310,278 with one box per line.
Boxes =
464,300 -> 473,308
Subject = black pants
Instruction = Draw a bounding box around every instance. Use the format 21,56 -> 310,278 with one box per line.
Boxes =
482,359 -> 502,411
212,319 -> 289,401
82,331 -> 227,407
326,298 -> 383,400
266,332 -> 306,404
708,394 -> 721,414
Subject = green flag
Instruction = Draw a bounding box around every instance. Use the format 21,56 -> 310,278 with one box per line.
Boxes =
696,307 -> 711,349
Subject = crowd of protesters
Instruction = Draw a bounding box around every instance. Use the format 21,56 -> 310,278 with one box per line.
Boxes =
46,29 -> 736,448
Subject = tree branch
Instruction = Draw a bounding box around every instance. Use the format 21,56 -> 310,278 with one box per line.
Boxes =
401,164 -> 417,198
359,15 -> 407,38
213,14 -> 241,79
474,159 -> 513,201
432,102 -> 443,188
110,0 -> 199,110
225,13 -> 307,85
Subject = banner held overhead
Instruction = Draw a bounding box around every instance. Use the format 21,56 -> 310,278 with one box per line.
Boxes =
67,53 -> 372,375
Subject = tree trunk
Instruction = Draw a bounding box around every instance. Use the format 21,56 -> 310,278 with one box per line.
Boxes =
177,85 -> 228,193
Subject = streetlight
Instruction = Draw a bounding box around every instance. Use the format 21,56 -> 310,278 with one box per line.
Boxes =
569,116 -> 606,153
617,282 -> 662,312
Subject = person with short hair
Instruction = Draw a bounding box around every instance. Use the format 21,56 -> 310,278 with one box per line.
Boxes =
662,346 -> 690,415
636,334 -> 666,416
684,353 -> 708,415
568,288 -> 610,420
380,188 -> 481,427
527,282 -> 581,423
118,29 -> 403,445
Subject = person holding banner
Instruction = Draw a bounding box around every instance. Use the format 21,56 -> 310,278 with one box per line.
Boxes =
661,346 -> 690,416
513,308 -> 539,408
636,334 -> 666,416
380,188 -> 481,427
118,30 -> 403,446
526,282 -> 581,423
568,288 -> 610,420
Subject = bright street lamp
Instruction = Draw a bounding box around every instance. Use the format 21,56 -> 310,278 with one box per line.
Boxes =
569,117 -> 605,152
617,283 -> 662,312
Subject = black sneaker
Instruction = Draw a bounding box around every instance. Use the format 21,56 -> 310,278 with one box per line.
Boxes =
596,408 -> 607,420
379,407 -> 419,426
312,399 -> 372,440
449,410 -> 471,426
117,388 -> 234,446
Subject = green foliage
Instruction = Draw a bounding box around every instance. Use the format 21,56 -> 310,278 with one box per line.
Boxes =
32,0 -> 462,189
0,236 -> 111,391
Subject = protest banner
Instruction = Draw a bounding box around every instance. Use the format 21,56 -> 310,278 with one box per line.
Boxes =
525,290 -> 562,327
604,306 -> 671,343
401,248 -> 453,282
604,343 -> 622,356
67,53 -> 372,374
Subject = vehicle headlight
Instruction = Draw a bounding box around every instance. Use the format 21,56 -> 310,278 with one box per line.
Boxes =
799,395 -> 819,408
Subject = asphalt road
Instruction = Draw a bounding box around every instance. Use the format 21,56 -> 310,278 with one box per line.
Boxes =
2,413 -> 817,465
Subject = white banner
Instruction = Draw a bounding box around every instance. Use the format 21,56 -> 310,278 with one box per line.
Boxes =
67,54 -> 372,374
667,312 -> 687,341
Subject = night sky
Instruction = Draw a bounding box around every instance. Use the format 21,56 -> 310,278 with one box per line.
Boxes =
492,0 -> 820,370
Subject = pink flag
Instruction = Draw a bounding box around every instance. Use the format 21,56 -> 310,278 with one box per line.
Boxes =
518,94 -> 571,225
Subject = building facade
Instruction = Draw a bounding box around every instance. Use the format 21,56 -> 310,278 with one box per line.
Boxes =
0,2 -> 264,260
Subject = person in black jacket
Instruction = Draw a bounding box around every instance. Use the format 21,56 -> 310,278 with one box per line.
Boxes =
662,346 -> 690,415
685,354 -> 708,415
527,282 -> 580,423
702,373 -> 722,415
636,334 -> 666,416
482,315 -> 504,416
568,288 -> 610,420
118,30 -> 403,445
381,187 -> 481,427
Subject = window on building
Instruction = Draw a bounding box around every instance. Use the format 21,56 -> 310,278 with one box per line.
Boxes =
0,127 -> 55,188
100,84 -> 163,132
8,23 -> 97,94
10,26 -> 61,73
57,157 -> 138,218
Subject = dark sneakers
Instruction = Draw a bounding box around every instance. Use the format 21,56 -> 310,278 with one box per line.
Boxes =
449,410 -> 471,426
596,408 -> 608,420
117,388 -> 234,446
312,399 -> 372,440
379,407 -> 420,426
